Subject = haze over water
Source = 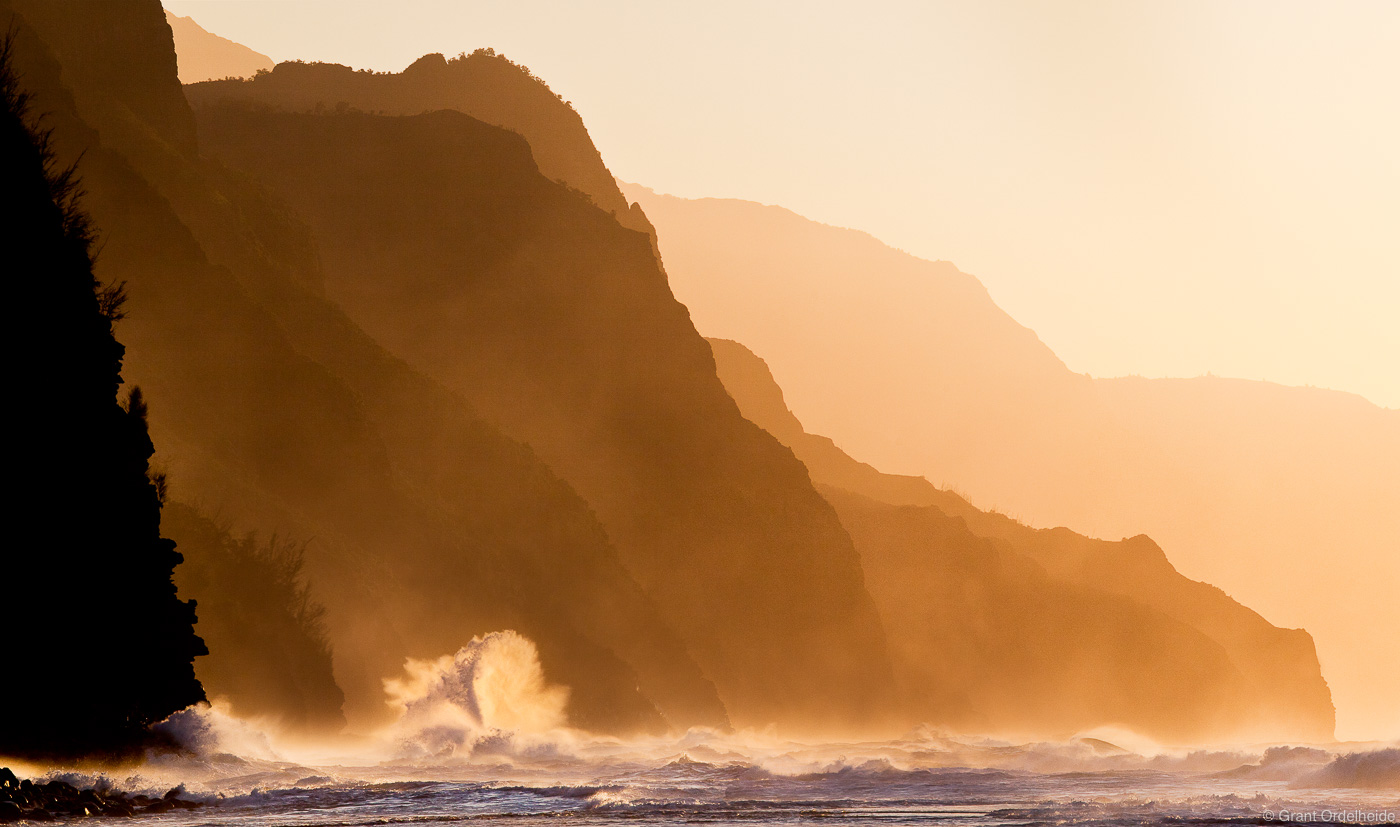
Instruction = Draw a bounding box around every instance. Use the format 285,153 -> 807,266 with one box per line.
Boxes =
13,666 -> 1400,827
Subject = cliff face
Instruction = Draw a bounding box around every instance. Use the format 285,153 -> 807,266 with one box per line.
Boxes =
184,54 -> 651,233
190,100 -> 895,733
3,0 -> 724,735
635,184 -> 1395,740
709,337 -> 1336,744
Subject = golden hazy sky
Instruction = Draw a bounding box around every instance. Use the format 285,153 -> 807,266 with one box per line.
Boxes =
163,0 -> 1399,409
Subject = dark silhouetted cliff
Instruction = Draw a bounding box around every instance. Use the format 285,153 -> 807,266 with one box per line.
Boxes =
709,337 -> 1336,743
0,36 -> 205,760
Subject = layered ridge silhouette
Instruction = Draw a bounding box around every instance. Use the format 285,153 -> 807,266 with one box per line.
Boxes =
709,338 -> 1336,743
3,0 -> 1365,748
632,185 -> 1399,740
5,0 -> 895,738
186,96 -> 895,733
2,0 -> 725,735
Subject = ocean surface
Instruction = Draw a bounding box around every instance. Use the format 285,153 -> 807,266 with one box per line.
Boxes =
19,714 -> 1400,827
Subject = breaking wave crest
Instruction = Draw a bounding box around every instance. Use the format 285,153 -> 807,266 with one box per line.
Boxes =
1296,748 -> 1400,790
380,631 -> 571,760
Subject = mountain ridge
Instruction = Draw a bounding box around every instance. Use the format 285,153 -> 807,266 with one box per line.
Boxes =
7,3 -> 1371,746
189,96 -> 899,733
183,53 -> 651,235
708,336 -> 1335,743
634,182 -> 1397,739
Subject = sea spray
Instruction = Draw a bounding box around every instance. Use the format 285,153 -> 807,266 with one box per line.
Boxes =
152,699 -> 282,760
1295,748 -> 1400,790
383,631 -> 571,758
10,712 -> 1397,826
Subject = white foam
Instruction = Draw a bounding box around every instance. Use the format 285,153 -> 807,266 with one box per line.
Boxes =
381,630 -> 571,759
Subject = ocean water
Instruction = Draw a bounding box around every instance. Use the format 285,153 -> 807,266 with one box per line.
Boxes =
23,721 -> 1399,827
13,636 -> 1398,826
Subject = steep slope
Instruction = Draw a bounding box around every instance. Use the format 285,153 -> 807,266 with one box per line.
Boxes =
710,337 -> 1336,743
184,53 -> 651,234
0,40 -> 205,759
164,11 -> 272,83
633,184 -> 1397,740
4,0 -> 723,735
190,98 -> 895,733
709,338 -> 941,508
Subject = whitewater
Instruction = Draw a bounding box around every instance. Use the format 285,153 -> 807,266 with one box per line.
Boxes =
9,633 -> 1398,826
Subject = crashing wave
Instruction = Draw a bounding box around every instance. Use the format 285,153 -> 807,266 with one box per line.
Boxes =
382,631 -> 571,758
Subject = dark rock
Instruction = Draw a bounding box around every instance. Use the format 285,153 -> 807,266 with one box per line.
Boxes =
0,770 -> 191,821
40,781 -> 77,801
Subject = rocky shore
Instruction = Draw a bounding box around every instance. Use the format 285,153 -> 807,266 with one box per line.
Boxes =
0,769 -> 204,821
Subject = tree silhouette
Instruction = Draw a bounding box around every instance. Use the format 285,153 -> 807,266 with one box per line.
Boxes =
163,503 -> 346,733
